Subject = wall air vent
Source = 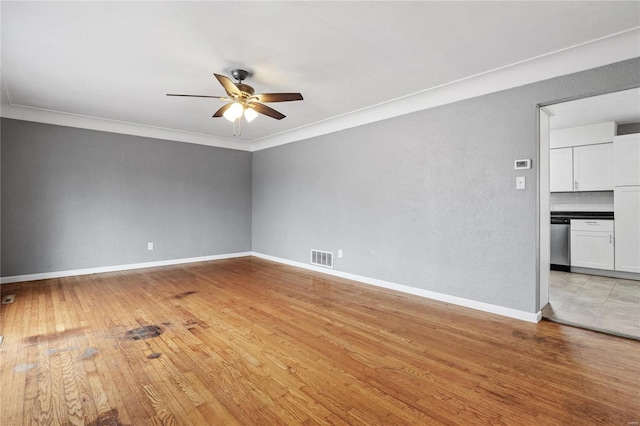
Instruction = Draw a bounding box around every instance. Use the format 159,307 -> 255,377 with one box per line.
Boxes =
311,249 -> 333,269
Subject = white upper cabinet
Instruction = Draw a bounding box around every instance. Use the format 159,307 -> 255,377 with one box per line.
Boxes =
613,133 -> 640,186
614,186 -> 640,273
549,122 -> 616,193
573,143 -> 614,191
550,148 -> 574,192
549,143 -> 613,192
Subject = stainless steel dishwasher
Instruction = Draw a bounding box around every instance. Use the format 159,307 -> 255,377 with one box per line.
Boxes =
550,216 -> 570,271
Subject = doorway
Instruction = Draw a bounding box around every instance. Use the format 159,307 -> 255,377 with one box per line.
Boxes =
538,88 -> 640,340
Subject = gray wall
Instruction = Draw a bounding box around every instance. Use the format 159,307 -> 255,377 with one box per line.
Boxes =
1,119 -> 252,276
252,58 -> 640,313
618,123 -> 640,135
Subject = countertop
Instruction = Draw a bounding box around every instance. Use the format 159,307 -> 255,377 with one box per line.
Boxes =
551,211 -> 614,220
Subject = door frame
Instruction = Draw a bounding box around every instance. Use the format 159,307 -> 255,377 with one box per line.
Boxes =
536,86 -> 640,313
538,107 -> 551,311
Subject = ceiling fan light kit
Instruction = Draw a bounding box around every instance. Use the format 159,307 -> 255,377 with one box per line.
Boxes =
223,102 -> 245,122
244,107 -> 258,123
167,68 -> 303,136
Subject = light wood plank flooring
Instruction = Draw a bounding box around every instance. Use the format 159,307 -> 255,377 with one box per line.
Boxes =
1,257 -> 639,425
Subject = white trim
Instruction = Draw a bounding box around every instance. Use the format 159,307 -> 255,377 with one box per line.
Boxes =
0,250 -> 543,323
0,104 -> 252,152
538,108 -> 551,310
0,252 -> 252,284
2,28 -> 638,153
252,252 -> 542,323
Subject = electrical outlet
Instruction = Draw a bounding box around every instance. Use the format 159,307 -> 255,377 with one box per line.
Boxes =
338,249 -> 343,258
147,242 -> 154,251
2,294 -> 15,304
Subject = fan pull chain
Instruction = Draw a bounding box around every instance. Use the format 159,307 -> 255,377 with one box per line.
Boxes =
232,114 -> 242,137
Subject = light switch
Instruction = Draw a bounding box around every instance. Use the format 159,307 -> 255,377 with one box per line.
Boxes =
516,176 -> 526,189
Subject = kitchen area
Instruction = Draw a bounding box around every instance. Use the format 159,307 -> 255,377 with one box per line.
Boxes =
542,88 -> 640,339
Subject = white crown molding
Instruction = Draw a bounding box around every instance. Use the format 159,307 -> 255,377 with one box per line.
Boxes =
252,252 -> 542,323
1,28 -> 638,153
0,104 -> 253,152
252,27 -> 640,151
0,252 -> 252,284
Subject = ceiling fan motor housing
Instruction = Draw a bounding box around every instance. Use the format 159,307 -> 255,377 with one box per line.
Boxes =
236,84 -> 255,96
231,70 -> 254,98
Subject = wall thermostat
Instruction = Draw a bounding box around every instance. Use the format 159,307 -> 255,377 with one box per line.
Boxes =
514,159 -> 531,170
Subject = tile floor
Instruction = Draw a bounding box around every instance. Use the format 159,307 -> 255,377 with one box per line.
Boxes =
542,270 -> 640,340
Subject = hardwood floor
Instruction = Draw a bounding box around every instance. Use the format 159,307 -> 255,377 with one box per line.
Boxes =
1,257 -> 638,425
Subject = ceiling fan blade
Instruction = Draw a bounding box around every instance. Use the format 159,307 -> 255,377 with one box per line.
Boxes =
214,74 -> 241,97
249,102 -> 286,120
254,93 -> 304,103
212,103 -> 233,118
166,93 -> 226,99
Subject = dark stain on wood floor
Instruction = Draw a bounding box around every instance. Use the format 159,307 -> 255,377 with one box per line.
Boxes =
87,408 -> 129,426
173,290 -> 198,299
123,325 -> 163,341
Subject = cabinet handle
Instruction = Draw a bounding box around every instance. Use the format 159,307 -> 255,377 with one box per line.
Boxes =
585,221 -> 598,224
574,180 -> 579,190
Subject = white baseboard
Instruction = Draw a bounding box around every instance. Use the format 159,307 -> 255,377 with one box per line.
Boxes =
0,251 -> 542,323
252,252 -> 542,323
0,252 -> 252,284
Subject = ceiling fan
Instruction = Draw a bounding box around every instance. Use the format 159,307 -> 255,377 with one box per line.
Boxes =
167,69 -> 303,125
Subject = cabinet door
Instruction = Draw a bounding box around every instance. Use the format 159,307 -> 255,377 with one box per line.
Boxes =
615,186 -> 640,273
573,143 -> 614,191
550,148 -> 573,192
570,230 -> 614,270
614,134 -> 640,186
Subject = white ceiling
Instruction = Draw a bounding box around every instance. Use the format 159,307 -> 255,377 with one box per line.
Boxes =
2,1 -> 639,148
546,88 -> 640,130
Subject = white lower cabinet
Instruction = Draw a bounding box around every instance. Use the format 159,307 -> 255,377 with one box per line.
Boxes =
614,186 -> 640,273
570,219 -> 614,270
